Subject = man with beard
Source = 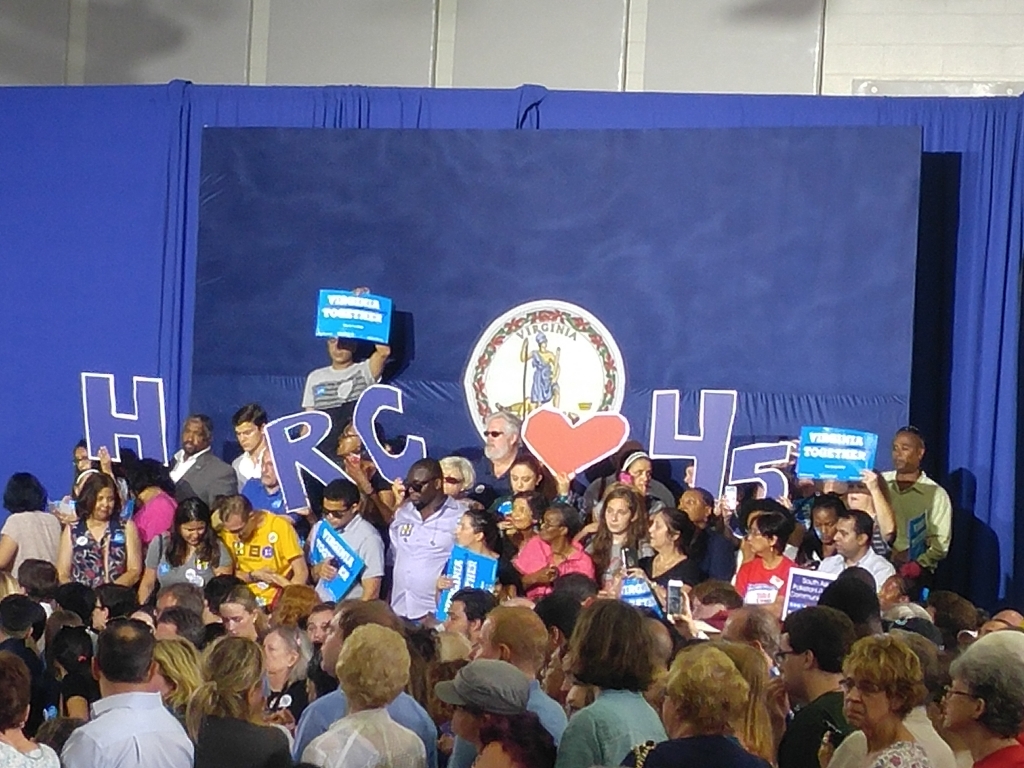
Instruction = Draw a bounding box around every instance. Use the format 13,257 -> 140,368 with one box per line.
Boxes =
474,411 -> 521,500
389,459 -> 463,622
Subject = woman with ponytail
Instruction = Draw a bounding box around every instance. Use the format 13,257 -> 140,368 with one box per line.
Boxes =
187,636 -> 292,768
50,625 -> 99,719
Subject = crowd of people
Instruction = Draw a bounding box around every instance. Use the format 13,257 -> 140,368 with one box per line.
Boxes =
0,370 -> 1011,768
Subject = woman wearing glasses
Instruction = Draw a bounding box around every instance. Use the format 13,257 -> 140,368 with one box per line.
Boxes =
824,634 -> 932,768
941,633 -> 1024,768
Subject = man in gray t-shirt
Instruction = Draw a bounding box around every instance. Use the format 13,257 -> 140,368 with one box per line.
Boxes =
302,336 -> 390,452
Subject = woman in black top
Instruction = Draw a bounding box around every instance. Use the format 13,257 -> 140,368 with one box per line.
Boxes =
637,506 -> 705,605
262,625 -> 311,725
50,626 -> 99,719
187,636 -> 292,768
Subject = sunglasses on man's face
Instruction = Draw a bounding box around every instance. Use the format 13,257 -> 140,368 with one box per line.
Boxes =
406,479 -> 435,493
483,431 -> 504,439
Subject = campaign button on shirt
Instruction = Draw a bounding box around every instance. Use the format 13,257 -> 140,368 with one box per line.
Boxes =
262,546 -> 274,559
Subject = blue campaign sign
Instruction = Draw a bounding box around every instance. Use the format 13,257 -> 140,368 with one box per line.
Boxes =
436,546 -> 499,621
908,514 -> 927,561
315,289 -> 392,344
781,567 -> 838,619
619,577 -> 663,618
795,427 -> 879,481
308,522 -> 366,601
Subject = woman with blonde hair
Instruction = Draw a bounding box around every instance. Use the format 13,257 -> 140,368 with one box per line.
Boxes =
440,456 -> 476,502
710,640 -> 775,765
187,636 -> 292,768
152,637 -> 202,723
625,644 -> 771,767
825,634 -> 932,768
302,623 -> 426,767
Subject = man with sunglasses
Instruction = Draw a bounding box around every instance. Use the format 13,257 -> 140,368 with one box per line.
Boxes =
474,411 -> 522,502
389,458 -> 464,622
308,479 -> 384,602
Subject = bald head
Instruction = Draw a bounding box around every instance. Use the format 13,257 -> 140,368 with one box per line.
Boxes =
477,606 -> 548,675
722,606 -> 780,659
993,610 -> 1024,629
645,616 -> 673,670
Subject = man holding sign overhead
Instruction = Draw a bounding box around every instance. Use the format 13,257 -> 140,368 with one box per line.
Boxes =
308,479 -> 384,602
304,286 -> 391,451
882,427 -> 952,589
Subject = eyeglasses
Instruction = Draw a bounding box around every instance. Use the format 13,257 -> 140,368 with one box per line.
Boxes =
774,649 -> 799,665
539,518 -> 565,530
482,431 -> 505,439
406,479 -> 435,493
324,504 -> 354,520
443,476 -> 464,485
839,678 -> 882,695
943,685 -> 975,700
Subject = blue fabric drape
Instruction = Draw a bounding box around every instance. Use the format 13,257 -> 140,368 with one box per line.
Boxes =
0,81 -> 1020,605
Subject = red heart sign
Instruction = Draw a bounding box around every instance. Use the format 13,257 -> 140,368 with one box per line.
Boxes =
521,406 -> 631,477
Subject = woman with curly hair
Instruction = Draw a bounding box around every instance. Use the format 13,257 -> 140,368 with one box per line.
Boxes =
624,643 -> 770,768
826,634 -> 932,768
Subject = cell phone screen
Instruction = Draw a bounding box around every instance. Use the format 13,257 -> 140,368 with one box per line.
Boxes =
666,580 -> 684,615
621,547 -> 638,571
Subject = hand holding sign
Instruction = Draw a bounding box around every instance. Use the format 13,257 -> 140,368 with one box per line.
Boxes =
521,406 -> 630,477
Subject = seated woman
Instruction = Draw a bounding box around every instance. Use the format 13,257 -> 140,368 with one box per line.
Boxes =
263,625 -> 313,725
579,484 -> 652,593
625,643 -> 770,768
514,503 -> 594,599
138,497 -> 233,604
57,473 -> 142,588
830,634 -> 932,768
187,636 -> 293,768
152,637 -> 202,723
0,651 -> 60,767
733,505 -> 796,611
302,624 -> 426,767
498,491 -> 546,557
639,506 -> 704,594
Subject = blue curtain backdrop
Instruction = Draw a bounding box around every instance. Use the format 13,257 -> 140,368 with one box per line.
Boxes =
0,82 -> 1020,605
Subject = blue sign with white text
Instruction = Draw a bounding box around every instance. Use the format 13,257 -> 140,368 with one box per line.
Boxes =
315,289 -> 392,344
781,567 -> 838,619
436,546 -> 498,621
619,577 -> 663,617
796,427 -> 879,481
308,522 -> 365,601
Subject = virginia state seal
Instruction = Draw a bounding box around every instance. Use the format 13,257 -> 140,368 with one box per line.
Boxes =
463,300 -> 626,433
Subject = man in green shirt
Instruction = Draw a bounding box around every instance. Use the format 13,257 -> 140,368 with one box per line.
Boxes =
881,427 -> 953,586
768,606 -> 856,768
